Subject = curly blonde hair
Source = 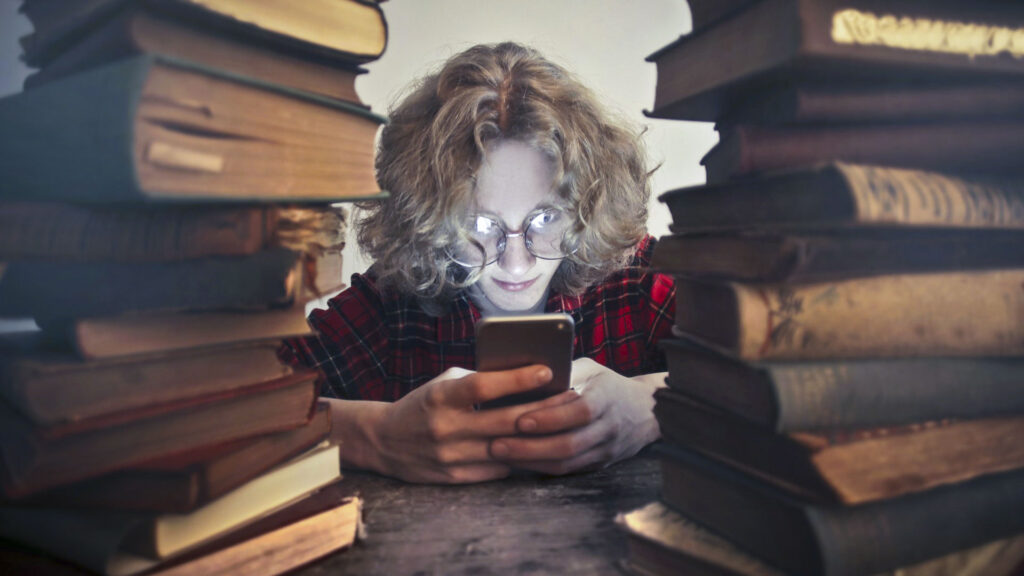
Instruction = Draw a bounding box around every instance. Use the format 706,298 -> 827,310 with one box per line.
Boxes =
357,42 -> 651,312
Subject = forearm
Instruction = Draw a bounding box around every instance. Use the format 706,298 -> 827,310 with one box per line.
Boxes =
321,396 -> 389,474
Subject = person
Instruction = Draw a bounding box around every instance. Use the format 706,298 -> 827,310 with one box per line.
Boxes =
280,42 -> 675,484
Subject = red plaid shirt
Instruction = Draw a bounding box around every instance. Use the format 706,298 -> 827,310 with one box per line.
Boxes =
280,235 -> 675,401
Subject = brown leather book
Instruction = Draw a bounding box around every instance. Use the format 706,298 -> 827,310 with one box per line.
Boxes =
21,402 -> 332,513
0,480 -> 361,576
0,369 -> 320,499
655,389 -> 1024,505
672,269 -> 1024,361
655,444 -> 1024,576
650,229 -> 1024,283
659,163 -> 1024,233
22,6 -> 367,103
0,337 -> 294,428
20,0 -> 388,67
646,0 -> 1024,121
702,121 -> 1024,184
0,202 -> 347,263
0,55 -> 386,203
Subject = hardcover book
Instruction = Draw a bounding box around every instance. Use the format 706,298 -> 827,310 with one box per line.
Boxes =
0,55 -> 386,203
654,389 -> 1024,505
646,0 -> 1024,121
672,269 -> 1024,360
659,337 -> 1024,432
655,445 -> 1024,576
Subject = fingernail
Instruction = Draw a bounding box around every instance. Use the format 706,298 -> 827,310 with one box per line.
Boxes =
536,367 -> 552,382
491,441 -> 509,457
519,418 -> 537,432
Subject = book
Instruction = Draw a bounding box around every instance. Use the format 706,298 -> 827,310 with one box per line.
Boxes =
646,0 -> 1024,121
650,229 -> 1024,283
21,402 -> 331,513
41,306 -> 313,360
0,54 -> 385,203
0,248 -> 303,322
0,481 -> 363,576
22,6 -> 366,103
655,444 -> 1024,576
672,269 -> 1024,360
720,80 -> 1024,125
701,121 -> 1024,184
0,337 -> 293,428
616,501 -> 786,576
685,0 -> 758,36
0,369 -> 320,498
659,163 -> 1024,233
617,501 -> 1024,576
19,0 -> 387,67
0,443 -> 342,575
654,388 -> 1024,505
0,203 -> 347,262
659,337 -> 1024,432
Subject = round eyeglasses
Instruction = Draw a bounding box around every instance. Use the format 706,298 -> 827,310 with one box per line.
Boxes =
448,208 -> 573,267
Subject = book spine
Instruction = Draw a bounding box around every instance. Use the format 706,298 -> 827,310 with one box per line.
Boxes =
0,203 -> 271,261
0,56 -> 148,202
677,270 -> 1024,360
769,358 -> 1024,431
838,163 -> 1024,228
0,248 -> 301,321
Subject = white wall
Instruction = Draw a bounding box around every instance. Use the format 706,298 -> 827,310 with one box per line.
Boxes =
0,1 -> 717,293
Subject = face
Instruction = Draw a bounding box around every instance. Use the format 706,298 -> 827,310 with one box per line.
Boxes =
464,140 -> 565,316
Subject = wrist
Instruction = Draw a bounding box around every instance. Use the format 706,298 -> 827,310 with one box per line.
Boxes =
323,397 -> 391,475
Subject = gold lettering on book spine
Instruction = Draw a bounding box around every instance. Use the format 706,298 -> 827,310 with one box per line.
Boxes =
837,164 -> 1024,228
831,9 -> 1024,59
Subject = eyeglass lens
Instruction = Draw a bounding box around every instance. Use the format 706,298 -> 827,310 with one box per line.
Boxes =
450,209 -> 569,266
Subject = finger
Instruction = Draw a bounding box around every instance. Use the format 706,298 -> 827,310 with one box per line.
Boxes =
438,365 -> 553,408
489,419 -> 611,462
515,394 -> 597,435
508,444 -> 612,476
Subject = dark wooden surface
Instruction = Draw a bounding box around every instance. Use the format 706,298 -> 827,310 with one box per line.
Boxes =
299,451 -> 661,576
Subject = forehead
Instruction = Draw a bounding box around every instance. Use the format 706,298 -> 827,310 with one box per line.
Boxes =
474,140 -> 557,216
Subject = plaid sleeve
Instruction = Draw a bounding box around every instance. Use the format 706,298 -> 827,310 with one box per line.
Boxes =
279,273 -> 392,400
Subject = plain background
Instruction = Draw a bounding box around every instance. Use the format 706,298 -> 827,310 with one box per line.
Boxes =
0,0 -> 716,303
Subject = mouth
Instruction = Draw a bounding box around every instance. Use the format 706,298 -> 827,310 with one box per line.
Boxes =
492,277 -> 538,292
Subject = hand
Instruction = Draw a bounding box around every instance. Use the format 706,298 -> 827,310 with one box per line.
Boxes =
353,364 -> 577,484
487,358 -> 664,475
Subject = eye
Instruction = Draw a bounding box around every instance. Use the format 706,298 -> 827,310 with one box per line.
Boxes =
529,209 -> 562,231
469,216 -> 501,237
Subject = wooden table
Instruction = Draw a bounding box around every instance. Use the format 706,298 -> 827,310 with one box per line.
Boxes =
299,450 -> 661,575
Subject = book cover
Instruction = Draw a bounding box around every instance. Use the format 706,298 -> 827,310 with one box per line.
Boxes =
659,163 -> 1024,233
702,121 -> 1024,184
656,444 -> 1024,576
659,337 -> 1024,432
0,337 -> 293,427
672,269 -> 1024,360
650,229 -> 1024,283
0,203 -> 346,263
23,402 -> 332,513
655,389 -> 1024,505
20,0 -> 387,67
0,370 -> 320,498
0,443 -> 342,575
22,7 -> 366,103
646,0 -> 1024,121
0,55 -> 386,203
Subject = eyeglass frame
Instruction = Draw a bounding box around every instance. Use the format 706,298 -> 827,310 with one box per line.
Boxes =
446,207 -> 577,268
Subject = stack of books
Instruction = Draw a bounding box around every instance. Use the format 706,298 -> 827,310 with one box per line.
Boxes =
0,0 -> 389,574
618,1 -> 1024,575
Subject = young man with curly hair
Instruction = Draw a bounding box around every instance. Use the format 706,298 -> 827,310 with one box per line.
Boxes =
281,42 -> 675,483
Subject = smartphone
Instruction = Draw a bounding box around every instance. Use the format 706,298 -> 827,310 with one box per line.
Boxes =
475,313 -> 575,409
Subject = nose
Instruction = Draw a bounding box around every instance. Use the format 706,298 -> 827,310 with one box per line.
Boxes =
497,232 -> 535,276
